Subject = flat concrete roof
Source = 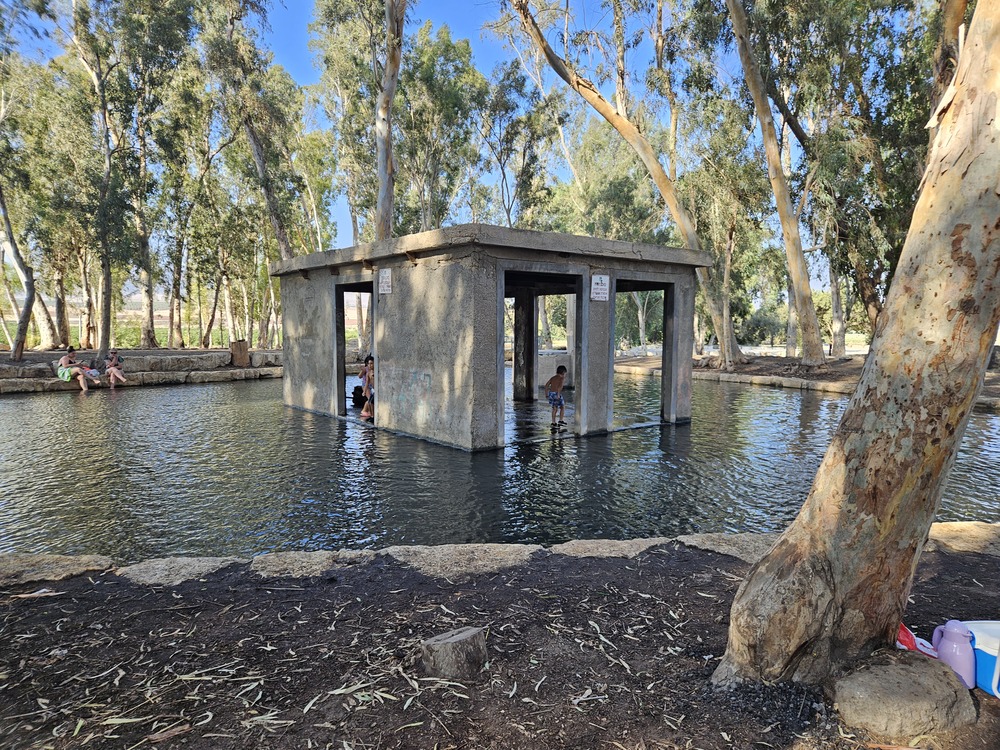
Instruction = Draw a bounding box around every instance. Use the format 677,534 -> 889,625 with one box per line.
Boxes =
269,224 -> 712,278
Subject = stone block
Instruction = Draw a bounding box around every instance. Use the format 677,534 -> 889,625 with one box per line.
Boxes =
0,553 -> 114,585
250,350 -> 283,368
231,340 -> 250,367
139,371 -> 189,386
188,370 -> 239,384
833,651 -> 976,739
0,378 -> 49,394
116,556 -> 247,586
421,626 -> 487,681
257,366 -> 283,379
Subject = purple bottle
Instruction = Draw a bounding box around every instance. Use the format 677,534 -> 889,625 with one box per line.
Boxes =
932,619 -> 976,689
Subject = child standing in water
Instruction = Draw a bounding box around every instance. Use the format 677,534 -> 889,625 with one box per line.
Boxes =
544,365 -> 567,430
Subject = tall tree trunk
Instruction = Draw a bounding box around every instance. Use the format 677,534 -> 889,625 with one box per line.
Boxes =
714,4 -> 1000,686
53,271 -> 70,347
201,280 -> 220,349
355,292 -> 366,357
222,272 -> 237,344
374,0 -> 407,242
0,181 -> 34,361
720,221 -> 736,371
76,245 -> 95,349
244,118 -> 295,261
829,262 -> 846,357
539,298 -> 553,349
725,0 -> 824,366
785,278 -> 798,358
32,291 -> 60,350
511,0 -> 743,367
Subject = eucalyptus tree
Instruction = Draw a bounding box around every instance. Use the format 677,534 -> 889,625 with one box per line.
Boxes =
478,60 -> 554,229
723,0 -> 825,365
375,0 -> 407,241
311,0 -> 383,244
678,93 -> 772,369
0,0 -> 50,360
510,0 -> 746,366
157,39 -> 238,348
8,55 -> 104,349
203,0 -> 298,262
715,2 -> 1000,686
395,22 -> 486,232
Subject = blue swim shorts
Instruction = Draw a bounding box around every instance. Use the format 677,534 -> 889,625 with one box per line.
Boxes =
547,391 -> 564,407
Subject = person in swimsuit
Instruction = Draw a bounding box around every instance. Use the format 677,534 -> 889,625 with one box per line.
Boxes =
545,365 -> 568,429
57,347 -> 101,392
104,349 -> 127,389
359,355 -> 375,422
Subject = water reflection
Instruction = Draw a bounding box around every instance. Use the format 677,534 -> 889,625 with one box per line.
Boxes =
1,376 -> 998,563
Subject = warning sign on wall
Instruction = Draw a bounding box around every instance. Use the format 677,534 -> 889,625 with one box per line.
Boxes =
378,268 -> 392,294
590,274 -> 610,301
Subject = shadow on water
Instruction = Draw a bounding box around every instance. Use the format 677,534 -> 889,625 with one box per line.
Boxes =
2,376 -> 999,562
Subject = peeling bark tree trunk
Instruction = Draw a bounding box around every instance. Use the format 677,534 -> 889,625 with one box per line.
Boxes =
725,0 -> 824,366
374,0 -> 407,242
32,292 -> 59,350
829,262 -> 846,357
713,6 -> 1000,686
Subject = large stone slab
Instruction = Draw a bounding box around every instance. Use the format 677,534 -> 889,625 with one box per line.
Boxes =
927,521 -> 1000,557
250,550 -> 376,578
676,532 -> 779,564
833,651 -> 977,738
0,378 -> 51,394
549,538 -> 672,558
0,362 -> 53,379
0,553 -> 113,585
381,543 -> 543,579
117,556 -> 246,586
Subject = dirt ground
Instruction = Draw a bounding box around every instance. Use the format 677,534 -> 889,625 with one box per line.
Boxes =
1,543 -> 999,750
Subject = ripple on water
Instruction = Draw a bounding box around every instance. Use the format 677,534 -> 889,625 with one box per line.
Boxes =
1,376 -> 998,560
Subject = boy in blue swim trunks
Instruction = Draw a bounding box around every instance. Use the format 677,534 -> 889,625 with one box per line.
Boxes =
545,365 -> 567,429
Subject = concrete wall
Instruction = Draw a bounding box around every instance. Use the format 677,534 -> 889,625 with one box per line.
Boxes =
374,253 -> 500,450
280,273 -> 336,415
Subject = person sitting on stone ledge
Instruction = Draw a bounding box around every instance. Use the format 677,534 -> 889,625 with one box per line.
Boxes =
103,349 -> 127,389
57,347 -> 101,392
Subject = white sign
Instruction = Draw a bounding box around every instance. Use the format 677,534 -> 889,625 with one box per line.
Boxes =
378,268 -> 392,294
590,274 -> 610,301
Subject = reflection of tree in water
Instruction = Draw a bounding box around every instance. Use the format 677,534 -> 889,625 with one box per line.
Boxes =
4,380 -> 1000,558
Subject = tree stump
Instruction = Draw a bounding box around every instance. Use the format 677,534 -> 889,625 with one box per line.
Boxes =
420,626 -> 487,681
230,340 -> 250,368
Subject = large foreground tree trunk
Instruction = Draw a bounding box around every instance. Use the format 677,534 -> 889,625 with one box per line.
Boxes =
714,4 -> 1000,686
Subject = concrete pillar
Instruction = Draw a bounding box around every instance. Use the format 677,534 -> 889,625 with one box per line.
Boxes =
661,279 -> 694,423
512,289 -> 536,401
578,273 -> 614,435
334,289 -> 348,416
565,293 -> 577,388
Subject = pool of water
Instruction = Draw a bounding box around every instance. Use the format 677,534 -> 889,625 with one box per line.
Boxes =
2,376 -> 998,562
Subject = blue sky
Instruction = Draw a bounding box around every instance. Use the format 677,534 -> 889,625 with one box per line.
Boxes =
265,0 -> 506,87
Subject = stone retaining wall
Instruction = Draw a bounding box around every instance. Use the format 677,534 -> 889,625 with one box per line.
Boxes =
0,351 -> 283,395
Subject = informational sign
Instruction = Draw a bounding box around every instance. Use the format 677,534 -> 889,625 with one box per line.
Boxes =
378,268 -> 392,294
590,274 -> 610,301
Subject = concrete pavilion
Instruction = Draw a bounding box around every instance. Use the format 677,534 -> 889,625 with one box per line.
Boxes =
270,224 -> 710,451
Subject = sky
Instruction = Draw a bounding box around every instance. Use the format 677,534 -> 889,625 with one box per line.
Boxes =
264,0 -> 507,88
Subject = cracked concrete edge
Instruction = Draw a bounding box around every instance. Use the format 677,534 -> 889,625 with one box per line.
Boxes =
2,523 -> 997,587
